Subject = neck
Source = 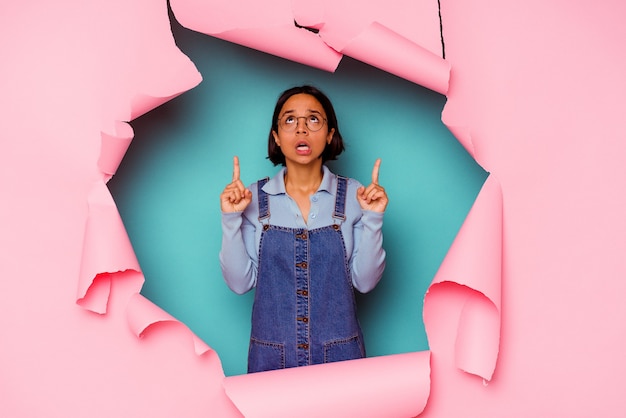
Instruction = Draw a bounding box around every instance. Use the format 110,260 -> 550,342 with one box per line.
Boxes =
284,163 -> 324,194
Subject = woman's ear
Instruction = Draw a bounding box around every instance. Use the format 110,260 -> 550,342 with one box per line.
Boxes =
327,128 -> 335,144
272,130 -> 280,146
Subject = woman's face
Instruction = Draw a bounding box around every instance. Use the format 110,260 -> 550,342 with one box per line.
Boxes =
272,93 -> 335,167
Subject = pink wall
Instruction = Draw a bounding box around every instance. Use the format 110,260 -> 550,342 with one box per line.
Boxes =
1,0 -> 624,416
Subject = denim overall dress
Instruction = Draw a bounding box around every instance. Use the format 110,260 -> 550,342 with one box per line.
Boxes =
247,175 -> 365,373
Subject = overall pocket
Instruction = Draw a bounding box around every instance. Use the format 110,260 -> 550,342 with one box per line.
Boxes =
248,338 -> 285,373
323,335 -> 364,364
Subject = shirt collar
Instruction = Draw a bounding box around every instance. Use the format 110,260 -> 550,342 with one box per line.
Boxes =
263,165 -> 336,195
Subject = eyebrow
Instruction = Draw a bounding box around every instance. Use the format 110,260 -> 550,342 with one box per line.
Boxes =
281,109 -> 323,115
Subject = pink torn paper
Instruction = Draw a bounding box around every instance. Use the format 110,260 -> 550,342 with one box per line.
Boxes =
223,351 -> 431,418
424,174 -> 502,381
98,121 -> 134,182
292,0 -> 449,93
130,1 -> 491,414
440,118 -> 476,159
5,0 -> 624,416
77,181 -> 141,314
332,21 -> 450,95
169,0 -> 342,72
292,0 -> 443,57
171,0 -> 449,93
125,14 -> 204,121
72,1 -> 497,415
127,293 -> 213,356
78,10 -> 202,314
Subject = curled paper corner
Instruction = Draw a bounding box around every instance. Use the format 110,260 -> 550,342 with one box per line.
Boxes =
424,174 -> 502,381
223,351 -> 431,418
129,41 -> 203,121
129,88 -> 198,121
98,121 -> 134,182
455,291 -> 500,381
441,118 -> 476,160
326,21 -> 450,95
127,293 -> 214,357
76,273 -> 113,314
77,181 -> 141,314
169,0 -> 342,72
440,101 -> 483,162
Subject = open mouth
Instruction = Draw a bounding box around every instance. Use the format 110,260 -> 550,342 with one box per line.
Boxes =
296,142 -> 311,154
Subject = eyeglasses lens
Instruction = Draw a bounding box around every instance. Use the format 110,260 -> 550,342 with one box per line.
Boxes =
279,115 -> 325,132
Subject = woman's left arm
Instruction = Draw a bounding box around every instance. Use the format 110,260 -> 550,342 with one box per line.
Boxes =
352,159 -> 389,293
351,211 -> 386,293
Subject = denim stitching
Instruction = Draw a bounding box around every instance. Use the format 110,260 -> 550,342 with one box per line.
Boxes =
322,334 -> 363,363
249,337 -> 285,369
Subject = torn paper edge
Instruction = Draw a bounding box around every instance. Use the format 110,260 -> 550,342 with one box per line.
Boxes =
73,3 -> 502,416
424,174 -> 503,381
222,351 -> 431,418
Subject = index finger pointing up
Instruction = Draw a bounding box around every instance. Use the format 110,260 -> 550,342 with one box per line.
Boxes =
371,158 -> 381,185
232,156 -> 241,182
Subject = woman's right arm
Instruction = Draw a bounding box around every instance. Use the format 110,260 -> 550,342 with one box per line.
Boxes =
219,211 -> 257,294
219,156 -> 256,294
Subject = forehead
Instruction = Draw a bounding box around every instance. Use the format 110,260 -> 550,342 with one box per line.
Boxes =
280,93 -> 325,114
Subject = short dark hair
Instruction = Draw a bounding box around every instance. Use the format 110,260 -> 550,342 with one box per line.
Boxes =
267,85 -> 345,166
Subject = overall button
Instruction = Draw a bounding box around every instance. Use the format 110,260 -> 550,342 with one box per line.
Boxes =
296,261 -> 308,269
296,232 -> 307,240
297,317 -> 309,323
297,289 -> 309,296
263,224 -> 270,231
298,343 -> 309,350
332,224 -> 340,230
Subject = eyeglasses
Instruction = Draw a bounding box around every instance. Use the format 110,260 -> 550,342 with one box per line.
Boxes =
277,114 -> 327,132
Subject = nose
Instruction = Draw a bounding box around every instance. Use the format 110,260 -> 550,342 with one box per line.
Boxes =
296,117 -> 308,133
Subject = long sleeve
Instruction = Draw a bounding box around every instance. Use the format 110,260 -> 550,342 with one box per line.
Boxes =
219,211 -> 258,294
350,210 -> 386,293
218,167 -> 386,296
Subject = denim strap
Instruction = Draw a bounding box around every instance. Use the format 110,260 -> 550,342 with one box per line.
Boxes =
333,175 -> 348,221
257,177 -> 270,222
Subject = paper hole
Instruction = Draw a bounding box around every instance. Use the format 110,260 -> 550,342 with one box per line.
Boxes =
108,18 -> 487,376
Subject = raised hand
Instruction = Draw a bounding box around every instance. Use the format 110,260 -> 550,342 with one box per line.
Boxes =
357,158 -> 388,213
220,156 -> 252,213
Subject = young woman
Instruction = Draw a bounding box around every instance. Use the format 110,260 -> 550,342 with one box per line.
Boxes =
219,85 -> 388,373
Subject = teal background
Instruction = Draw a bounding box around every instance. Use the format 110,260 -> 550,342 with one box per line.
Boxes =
108,17 -> 488,376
